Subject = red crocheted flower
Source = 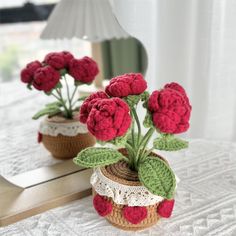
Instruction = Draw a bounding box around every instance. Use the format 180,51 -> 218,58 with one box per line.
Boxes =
157,199 -> 175,218
60,51 -> 74,68
69,56 -> 99,83
123,206 -> 147,224
93,194 -> 113,217
44,52 -> 66,70
32,66 -> 60,92
87,97 -> 131,141
148,83 -> 191,134
79,91 -> 108,123
105,73 -> 147,97
20,60 -> 42,84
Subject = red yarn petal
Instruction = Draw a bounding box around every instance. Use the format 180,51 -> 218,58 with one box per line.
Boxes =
123,206 -> 147,224
93,194 -> 113,217
157,199 -> 175,218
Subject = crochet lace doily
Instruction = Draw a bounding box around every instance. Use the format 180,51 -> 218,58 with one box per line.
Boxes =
39,118 -> 88,136
91,167 -> 179,206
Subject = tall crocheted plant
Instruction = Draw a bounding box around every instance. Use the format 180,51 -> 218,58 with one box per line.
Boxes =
20,51 -> 99,119
74,73 -> 192,199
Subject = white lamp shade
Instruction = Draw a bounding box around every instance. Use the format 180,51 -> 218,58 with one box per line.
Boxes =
40,0 -> 129,41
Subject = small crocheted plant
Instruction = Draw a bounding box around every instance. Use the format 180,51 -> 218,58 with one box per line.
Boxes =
20,51 -> 99,119
74,73 -> 192,200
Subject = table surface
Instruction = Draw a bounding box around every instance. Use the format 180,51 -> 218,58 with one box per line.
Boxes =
1,82 -> 236,236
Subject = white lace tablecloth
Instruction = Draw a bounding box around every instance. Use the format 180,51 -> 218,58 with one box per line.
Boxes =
1,83 -> 236,235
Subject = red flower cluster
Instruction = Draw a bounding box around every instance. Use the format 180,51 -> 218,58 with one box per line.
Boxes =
148,83 -> 191,134
93,194 -> 113,217
20,60 -> 42,84
105,73 -> 147,97
69,56 -> 99,83
79,91 -> 108,123
33,66 -> 60,92
20,52 -> 99,92
44,51 -> 74,70
87,97 -> 131,141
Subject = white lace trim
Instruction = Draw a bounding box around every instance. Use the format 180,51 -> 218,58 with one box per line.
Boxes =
91,167 -> 178,206
39,119 -> 88,136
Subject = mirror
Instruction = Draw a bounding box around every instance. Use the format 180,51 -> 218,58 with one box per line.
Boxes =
0,1 -> 147,180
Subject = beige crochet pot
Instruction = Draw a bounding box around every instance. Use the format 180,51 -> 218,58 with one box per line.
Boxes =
39,115 -> 96,160
91,149 -> 172,231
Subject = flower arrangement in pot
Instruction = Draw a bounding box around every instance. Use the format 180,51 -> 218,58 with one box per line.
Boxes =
73,73 -> 192,231
20,51 -> 99,159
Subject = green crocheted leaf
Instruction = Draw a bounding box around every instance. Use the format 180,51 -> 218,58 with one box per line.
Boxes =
153,134 -> 188,151
45,101 -> 64,108
32,106 -> 61,120
109,135 -> 128,147
139,157 -> 176,199
143,111 -> 153,128
73,147 -> 125,168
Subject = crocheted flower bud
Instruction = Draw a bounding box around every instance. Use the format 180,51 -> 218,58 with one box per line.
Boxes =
44,52 -> 66,70
20,60 -> 42,83
60,51 -> 74,68
105,73 -> 147,97
32,66 -> 60,92
79,91 -> 108,123
69,56 -> 99,83
148,83 -> 191,134
87,97 -> 131,141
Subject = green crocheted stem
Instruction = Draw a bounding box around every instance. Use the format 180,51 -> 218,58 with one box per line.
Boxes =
124,94 -> 141,107
73,147 -> 126,168
138,157 -> 176,199
153,134 -> 188,151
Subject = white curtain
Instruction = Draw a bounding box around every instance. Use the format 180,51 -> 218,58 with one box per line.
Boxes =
112,0 -> 236,141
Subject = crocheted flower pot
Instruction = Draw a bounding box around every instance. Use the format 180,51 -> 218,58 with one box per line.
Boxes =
91,150 -> 175,231
39,115 -> 96,159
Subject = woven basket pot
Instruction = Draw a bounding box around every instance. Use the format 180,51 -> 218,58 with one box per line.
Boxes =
91,149 -> 175,231
39,115 -> 96,160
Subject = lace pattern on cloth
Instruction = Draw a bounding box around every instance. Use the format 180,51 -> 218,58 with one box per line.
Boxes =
39,119 -> 88,136
90,167 -> 177,206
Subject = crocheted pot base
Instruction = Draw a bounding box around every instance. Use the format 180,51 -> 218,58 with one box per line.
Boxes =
42,133 -> 96,160
93,159 -> 163,231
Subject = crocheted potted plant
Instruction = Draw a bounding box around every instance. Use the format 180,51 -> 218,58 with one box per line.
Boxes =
73,73 -> 192,230
20,51 -> 98,159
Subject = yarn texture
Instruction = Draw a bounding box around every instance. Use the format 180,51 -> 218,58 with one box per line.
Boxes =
87,98 -> 131,141
73,147 -> 124,168
69,56 -> 99,83
157,199 -> 175,218
93,194 -> 113,217
138,157 -> 176,199
79,91 -> 108,124
105,73 -> 147,97
123,206 -> 147,224
32,66 -> 60,92
20,60 -> 42,84
148,83 -> 191,134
